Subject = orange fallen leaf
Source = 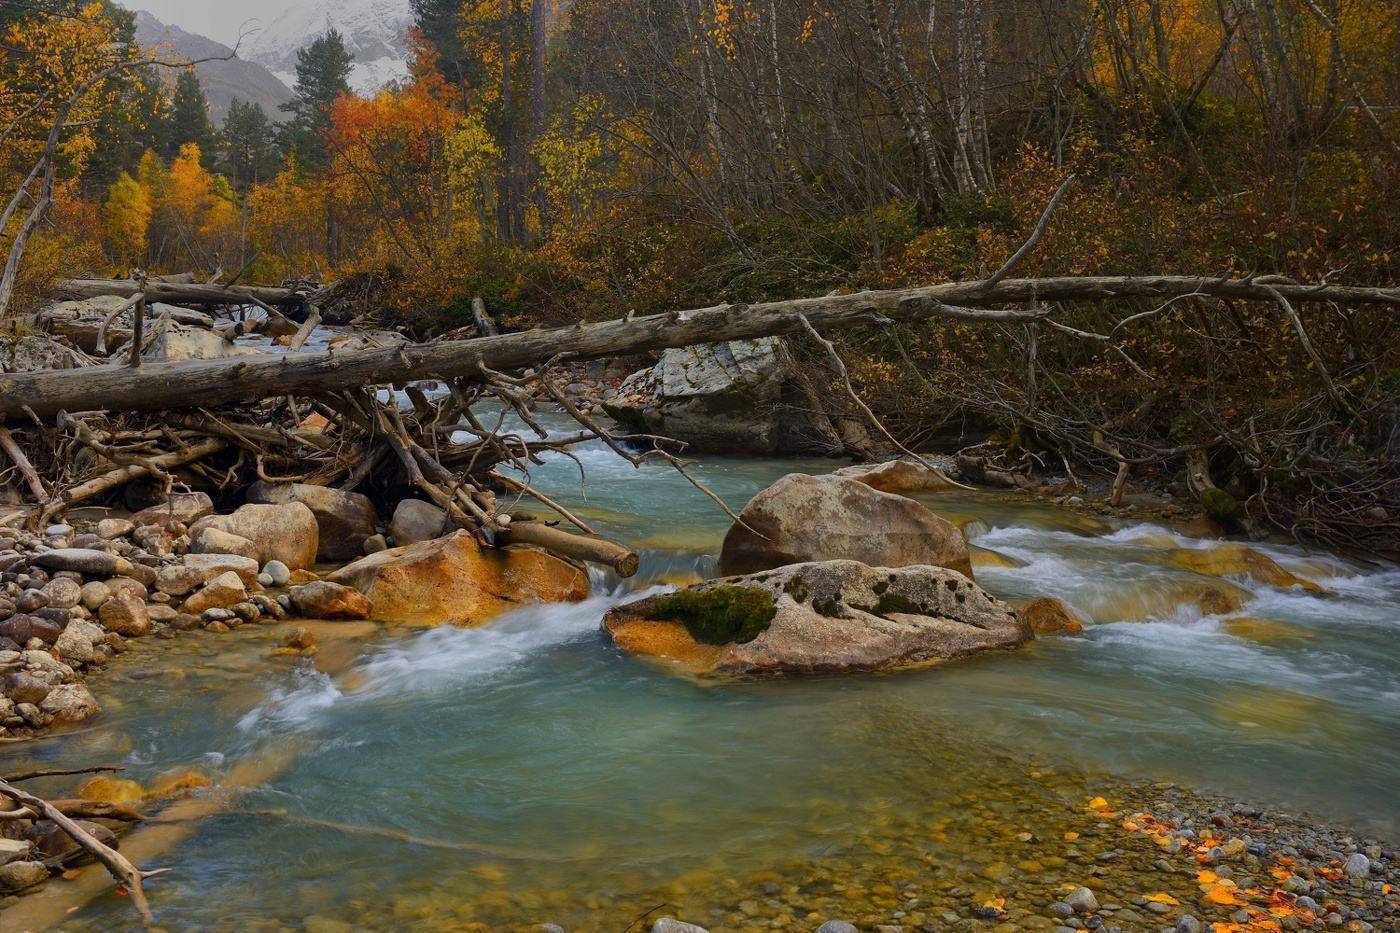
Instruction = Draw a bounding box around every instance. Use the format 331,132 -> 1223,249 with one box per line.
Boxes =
1382,884 -> 1392,895
67,906 -> 79,914
981,895 -> 1006,912
1143,893 -> 1180,905
1198,870 -> 1220,884
1064,832 -> 1080,840
114,885 -> 129,897
1123,821 -> 1140,831
1206,886 -> 1245,906
61,868 -> 83,880
1089,796 -> 1108,808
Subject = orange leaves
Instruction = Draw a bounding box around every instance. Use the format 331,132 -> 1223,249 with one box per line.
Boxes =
1142,893 -> 1180,906
1206,886 -> 1246,906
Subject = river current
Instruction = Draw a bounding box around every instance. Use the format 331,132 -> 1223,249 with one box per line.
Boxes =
6,419 -> 1399,931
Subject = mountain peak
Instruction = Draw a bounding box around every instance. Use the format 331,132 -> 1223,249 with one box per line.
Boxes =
132,9 -> 294,125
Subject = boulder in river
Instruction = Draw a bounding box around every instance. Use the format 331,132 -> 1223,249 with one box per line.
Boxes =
247,481 -> 378,562
832,458 -> 963,494
327,529 -> 588,627
604,560 -> 1030,675
190,502 -> 319,571
602,338 -> 847,456
719,473 -> 973,579
1170,543 -> 1320,591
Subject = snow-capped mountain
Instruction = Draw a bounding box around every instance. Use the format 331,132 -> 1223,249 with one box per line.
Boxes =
242,0 -> 414,96
132,11 -> 293,124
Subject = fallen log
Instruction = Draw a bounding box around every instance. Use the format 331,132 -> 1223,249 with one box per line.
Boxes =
58,277 -> 309,309
8,275 -> 1397,421
498,520 -> 640,577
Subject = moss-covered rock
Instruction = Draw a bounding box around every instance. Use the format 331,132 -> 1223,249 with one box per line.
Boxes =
603,560 -> 1031,676
1200,487 -> 1247,524
655,585 -> 777,644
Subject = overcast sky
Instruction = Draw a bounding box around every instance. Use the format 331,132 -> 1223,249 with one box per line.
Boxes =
117,2 -> 289,48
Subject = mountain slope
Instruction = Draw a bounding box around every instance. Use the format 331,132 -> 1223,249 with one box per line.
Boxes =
240,0 -> 413,96
132,11 -> 293,125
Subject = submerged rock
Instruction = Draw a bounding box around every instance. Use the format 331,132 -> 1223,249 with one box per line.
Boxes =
1019,597 -> 1085,634
1171,544 -> 1320,591
328,529 -> 588,627
719,473 -> 973,579
604,560 -> 1030,675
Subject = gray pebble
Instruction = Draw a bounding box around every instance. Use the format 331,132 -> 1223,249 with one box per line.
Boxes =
1178,916 -> 1202,933
817,923 -> 859,933
1346,854 -> 1372,878
1066,887 -> 1100,913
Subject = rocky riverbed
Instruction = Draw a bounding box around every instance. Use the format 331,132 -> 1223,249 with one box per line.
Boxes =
90,716 -> 1388,933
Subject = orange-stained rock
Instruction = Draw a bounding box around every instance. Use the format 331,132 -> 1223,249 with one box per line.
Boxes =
1018,597 -> 1085,635
605,618 -> 724,673
76,775 -> 144,804
1198,586 -> 1244,616
719,473 -> 974,580
1171,543 -> 1320,591
327,530 -> 588,627
145,769 -> 213,797
1220,616 -> 1318,644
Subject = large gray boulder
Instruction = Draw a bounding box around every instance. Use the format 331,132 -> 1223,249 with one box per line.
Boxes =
247,481 -> 378,562
604,560 -> 1030,675
719,473 -> 974,579
602,338 -> 845,455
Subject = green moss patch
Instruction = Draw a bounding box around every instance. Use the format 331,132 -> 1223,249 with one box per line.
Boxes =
1201,487 -> 1246,524
656,586 -> 777,645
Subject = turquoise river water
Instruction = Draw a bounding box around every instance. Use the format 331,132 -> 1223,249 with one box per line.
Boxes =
4,422 -> 1399,932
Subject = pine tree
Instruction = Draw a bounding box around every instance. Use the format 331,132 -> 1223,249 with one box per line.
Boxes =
221,98 -> 280,192
166,68 -> 215,162
278,29 -> 354,168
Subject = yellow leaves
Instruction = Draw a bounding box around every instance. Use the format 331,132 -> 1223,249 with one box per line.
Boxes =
101,171 -> 151,265
1142,893 -> 1180,906
1063,832 -> 1080,841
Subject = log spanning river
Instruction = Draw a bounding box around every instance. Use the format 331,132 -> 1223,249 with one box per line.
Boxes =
6,414 -> 1399,932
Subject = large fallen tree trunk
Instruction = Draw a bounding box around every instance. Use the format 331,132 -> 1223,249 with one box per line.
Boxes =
6,275 -> 1398,420
57,278 -> 311,310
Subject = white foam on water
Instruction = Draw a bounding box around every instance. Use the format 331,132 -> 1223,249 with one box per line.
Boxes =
235,589 -> 664,738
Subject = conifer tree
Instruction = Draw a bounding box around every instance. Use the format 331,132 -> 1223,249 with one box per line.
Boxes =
278,29 -> 354,168
166,68 -> 215,162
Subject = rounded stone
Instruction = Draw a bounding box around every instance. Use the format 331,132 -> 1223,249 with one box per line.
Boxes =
1066,888 -> 1100,913
0,860 -> 48,893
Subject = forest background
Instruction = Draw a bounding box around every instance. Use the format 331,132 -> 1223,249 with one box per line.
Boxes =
2,0 -> 1400,545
